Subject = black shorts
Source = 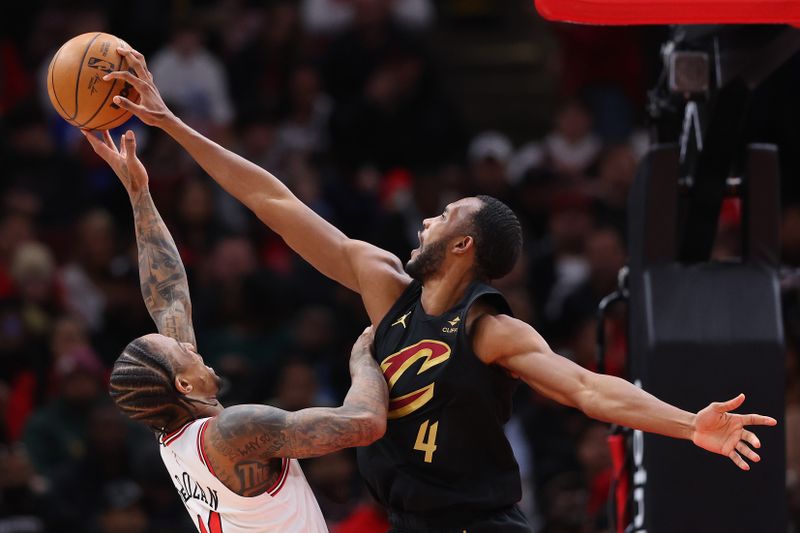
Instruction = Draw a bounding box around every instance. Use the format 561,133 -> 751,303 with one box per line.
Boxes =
387,505 -> 532,533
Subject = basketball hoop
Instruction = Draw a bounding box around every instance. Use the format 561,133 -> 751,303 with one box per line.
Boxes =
534,0 -> 800,25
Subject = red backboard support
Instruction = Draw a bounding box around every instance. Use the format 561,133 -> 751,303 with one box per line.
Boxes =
535,0 -> 800,24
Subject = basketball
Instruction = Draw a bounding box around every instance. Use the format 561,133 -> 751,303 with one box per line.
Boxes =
46,32 -> 140,130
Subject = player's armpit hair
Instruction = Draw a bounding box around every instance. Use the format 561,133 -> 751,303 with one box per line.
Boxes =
109,336 -> 194,433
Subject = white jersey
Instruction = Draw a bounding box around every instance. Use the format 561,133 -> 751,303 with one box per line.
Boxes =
158,417 -> 328,533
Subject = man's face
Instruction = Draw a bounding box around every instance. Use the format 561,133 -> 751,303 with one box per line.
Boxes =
405,197 -> 481,281
141,334 -> 221,399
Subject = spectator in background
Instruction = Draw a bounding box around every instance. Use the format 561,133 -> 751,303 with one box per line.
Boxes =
0,211 -> 35,298
22,346 -> 105,478
0,441 -> 47,533
577,422 -> 612,532
559,227 -> 627,377
193,237 -> 288,368
560,227 -> 626,331
321,0 -> 422,103
269,357 -> 329,412
302,0 -> 434,36
10,242 -> 62,340
508,145 -> 558,240
1,102 -> 88,228
0,305 -> 40,444
545,100 -> 601,179
172,178 -> 219,268
61,209 -> 133,336
94,480 -> 149,533
235,109 -> 282,176
467,130 -> 514,203
591,144 -> 637,238
277,63 -> 333,157
329,41 -> 463,172
529,191 -> 594,337
2,242 -> 64,439
281,152 -> 336,223
539,471 -> 587,533
304,450 -> 361,526
494,253 -> 535,326
48,315 -> 94,389
0,37 -> 32,116
550,24 -> 645,140
46,404 -> 141,530
149,21 -> 234,138
0,312 -> 97,438
224,0 -> 304,116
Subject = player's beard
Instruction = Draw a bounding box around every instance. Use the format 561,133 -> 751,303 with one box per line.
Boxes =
215,374 -> 230,398
406,238 -> 448,281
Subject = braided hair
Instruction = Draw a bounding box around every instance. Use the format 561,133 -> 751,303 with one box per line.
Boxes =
109,336 -> 196,434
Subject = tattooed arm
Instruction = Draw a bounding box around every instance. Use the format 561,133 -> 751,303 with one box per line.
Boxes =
203,327 -> 388,496
82,130 -> 196,345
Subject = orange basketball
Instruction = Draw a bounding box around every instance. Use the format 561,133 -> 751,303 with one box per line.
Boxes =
46,32 -> 141,131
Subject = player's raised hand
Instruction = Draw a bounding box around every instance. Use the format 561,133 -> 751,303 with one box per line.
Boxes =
102,47 -> 173,128
691,393 -> 777,470
82,129 -> 148,195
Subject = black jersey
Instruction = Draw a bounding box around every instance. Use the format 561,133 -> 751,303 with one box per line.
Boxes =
357,280 -> 522,523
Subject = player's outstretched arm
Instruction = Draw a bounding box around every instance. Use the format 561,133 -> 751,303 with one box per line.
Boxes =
83,129 -> 196,346
103,48 -> 410,324
472,313 -> 778,471
202,327 -> 387,496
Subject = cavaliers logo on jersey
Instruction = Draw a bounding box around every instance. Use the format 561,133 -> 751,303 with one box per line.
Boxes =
380,340 -> 451,419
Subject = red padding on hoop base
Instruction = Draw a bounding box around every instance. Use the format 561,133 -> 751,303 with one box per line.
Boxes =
535,0 -> 800,25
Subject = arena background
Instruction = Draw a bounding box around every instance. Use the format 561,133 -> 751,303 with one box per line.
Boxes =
0,1 -> 798,532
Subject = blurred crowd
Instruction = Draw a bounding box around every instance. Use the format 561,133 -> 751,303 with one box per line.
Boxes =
0,1 -> 798,532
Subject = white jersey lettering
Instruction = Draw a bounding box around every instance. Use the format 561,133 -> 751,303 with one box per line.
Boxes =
159,418 -> 328,533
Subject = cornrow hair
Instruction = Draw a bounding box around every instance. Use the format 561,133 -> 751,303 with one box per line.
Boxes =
471,195 -> 523,280
109,337 -> 196,434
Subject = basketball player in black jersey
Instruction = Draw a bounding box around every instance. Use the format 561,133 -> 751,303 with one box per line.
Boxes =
105,47 -> 778,532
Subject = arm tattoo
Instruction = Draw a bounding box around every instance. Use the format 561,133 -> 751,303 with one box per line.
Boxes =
204,353 -> 388,495
131,190 -> 196,345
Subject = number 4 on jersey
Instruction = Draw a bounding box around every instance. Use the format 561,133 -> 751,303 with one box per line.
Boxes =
414,419 -> 439,463
197,511 -> 223,533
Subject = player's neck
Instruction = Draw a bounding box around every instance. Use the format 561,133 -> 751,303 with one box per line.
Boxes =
420,267 -> 475,317
183,396 -> 225,419
165,401 -> 224,433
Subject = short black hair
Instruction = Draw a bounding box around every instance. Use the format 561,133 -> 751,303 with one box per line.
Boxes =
109,337 -> 194,434
470,195 -> 523,280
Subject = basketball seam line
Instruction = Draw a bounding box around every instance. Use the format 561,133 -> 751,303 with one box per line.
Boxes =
77,39 -> 124,129
71,32 -> 102,121
89,108 -> 131,131
49,47 -> 70,119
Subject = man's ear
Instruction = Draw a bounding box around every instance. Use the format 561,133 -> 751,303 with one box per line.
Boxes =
452,235 -> 474,255
174,375 -> 193,395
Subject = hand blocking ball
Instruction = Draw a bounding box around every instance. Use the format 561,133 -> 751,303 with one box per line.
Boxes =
47,32 -> 140,130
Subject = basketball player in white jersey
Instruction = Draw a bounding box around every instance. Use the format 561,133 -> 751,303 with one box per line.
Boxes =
82,128 -> 388,533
